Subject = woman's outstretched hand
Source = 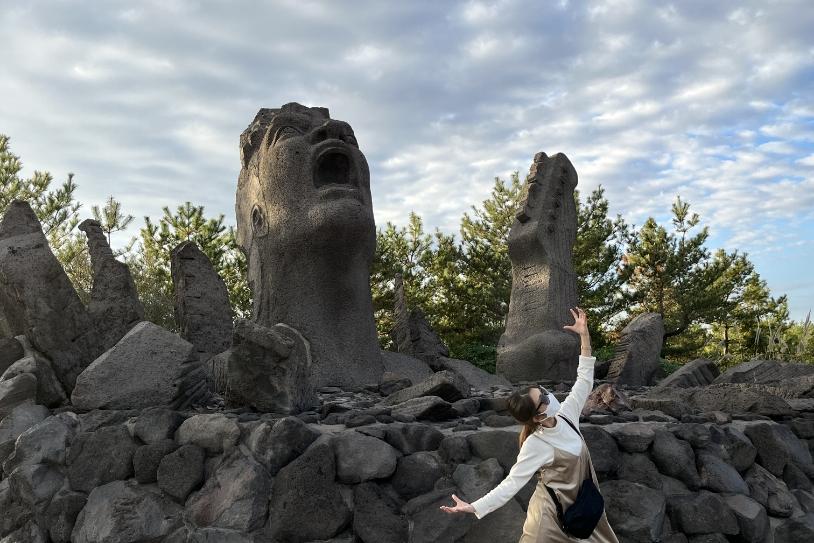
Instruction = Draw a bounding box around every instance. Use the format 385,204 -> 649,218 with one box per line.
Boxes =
563,307 -> 588,336
440,493 -> 475,515
563,307 -> 592,356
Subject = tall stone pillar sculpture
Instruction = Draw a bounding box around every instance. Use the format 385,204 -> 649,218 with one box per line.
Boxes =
0,201 -> 99,391
496,152 -> 580,382
235,102 -> 384,389
79,219 -> 144,352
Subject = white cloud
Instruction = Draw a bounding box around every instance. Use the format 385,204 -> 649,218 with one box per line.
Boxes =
1,0 -> 812,317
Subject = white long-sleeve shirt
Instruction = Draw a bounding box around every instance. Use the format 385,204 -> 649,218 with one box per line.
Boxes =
470,355 -> 596,520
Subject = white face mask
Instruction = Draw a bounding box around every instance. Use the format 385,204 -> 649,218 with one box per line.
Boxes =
542,393 -> 561,417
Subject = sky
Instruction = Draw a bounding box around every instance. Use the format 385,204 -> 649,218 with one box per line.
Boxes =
1,0 -> 812,320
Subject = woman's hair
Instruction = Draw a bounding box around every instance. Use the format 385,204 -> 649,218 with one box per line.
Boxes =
507,388 -> 538,448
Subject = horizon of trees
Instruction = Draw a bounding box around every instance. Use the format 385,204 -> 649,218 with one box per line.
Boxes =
2,134 -> 811,372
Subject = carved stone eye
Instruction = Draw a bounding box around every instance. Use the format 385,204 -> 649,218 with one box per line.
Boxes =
251,205 -> 267,237
273,125 -> 301,145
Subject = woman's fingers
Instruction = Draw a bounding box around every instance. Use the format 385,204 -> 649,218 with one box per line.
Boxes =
569,307 -> 578,320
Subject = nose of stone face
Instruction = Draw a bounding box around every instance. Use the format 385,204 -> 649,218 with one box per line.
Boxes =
309,120 -> 351,145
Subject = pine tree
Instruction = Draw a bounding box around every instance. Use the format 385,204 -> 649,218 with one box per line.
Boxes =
92,195 -> 134,247
573,186 -> 630,351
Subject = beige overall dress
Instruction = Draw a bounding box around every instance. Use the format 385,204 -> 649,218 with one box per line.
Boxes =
519,418 -> 619,543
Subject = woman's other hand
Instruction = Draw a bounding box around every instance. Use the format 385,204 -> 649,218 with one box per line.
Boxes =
440,493 -> 476,515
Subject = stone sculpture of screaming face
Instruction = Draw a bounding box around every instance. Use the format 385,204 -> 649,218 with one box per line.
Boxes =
236,102 -> 376,268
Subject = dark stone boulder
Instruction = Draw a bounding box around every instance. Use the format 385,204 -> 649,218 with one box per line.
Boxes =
66,425 -> 138,492
606,313 -> 664,386
133,439 -> 178,484
651,429 -> 701,489
266,438 -> 350,542
78,218 -> 143,353
352,482 -> 408,543
581,425 -> 621,479
667,490 -> 738,536
245,415 -> 320,475
70,480 -> 181,542
157,444 -> 205,502
601,480 -> 666,543
391,451 -> 444,499
187,450 -> 271,532
656,358 -> 719,389
170,241 -> 233,361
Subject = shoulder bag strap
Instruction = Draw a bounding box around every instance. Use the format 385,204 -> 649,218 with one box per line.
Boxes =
557,414 -> 599,487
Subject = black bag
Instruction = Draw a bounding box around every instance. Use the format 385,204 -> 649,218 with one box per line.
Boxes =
543,414 -> 605,539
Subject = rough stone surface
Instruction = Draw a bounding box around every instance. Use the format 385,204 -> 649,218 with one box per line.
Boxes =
352,482 -> 408,543
1,355 -> 65,407
635,383 -> 794,419
246,415 -> 320,475
66,425 -> 138,492
383,370 -> 471,405
601,480 -> 666,543
380,351 -> 433,385
0,337 -> 24,376
656,358 -> 720,389
0,403 -> 50,465
0,201 -> 100,392
605,422 -> 655,453
70,480 -> 181,543
0,373 -> 36,420
722,494 -> 769,543
176,413 -> 239,454
390,272 -> 449,367
3,412 -> 78,475
696,450 -> 749,494
8,462 -> 65,511
71,321 -> 211,410
404,488 -> 475,542
383,423 -> 444,454
667,490 -> 738,535
170,241 -> 233,360
581,425 -> 621,478
133,408 -> 184,445
715,359 -> 814,385
390,395 -> 457,421
744,463 -> 797,517
235,103 -> 384,389
44,489 -> 87,543
738,420 -> 813,476
652,429 -> 701,489
453,457 -> 504,503
133,439 -> 177,484
772,513 -> 814,543
165,527 -> 255,543
391,451 -> 443,499
496,152 -> 580,382
437,357 -> 511,390
333,430 -> 399,483
157,444 -> 205,501
222,319 -> 317,413
266,438 -> 351,542
78,218 -> 143,352
617,453 -> 663,490
187,450 -> 271,531
606,313 -> 664,386
467,430 -> 519,473
582,383 -> 632,416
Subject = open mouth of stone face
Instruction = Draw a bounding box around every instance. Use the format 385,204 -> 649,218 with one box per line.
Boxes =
314,151 -> 353,190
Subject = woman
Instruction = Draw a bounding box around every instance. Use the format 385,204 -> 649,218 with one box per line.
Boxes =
440,307 -> 618,542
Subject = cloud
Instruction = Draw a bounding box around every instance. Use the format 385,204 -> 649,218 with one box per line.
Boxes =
1,0 -> 812,318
